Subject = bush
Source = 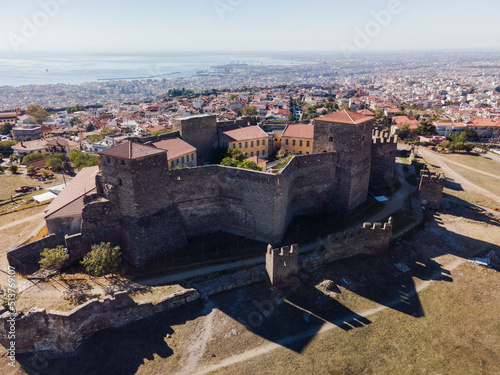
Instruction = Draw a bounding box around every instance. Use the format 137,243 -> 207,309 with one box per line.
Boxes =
237,160 -> 262,171
39,246 -> 69,273
23,152 -> 44,165
8,164 -> 18,174
81,242 -> 122,277
40,169 -> 51,178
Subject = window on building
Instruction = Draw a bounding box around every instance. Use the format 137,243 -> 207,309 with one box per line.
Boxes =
306,152 -> 309,155
239,143 -> 242,149
286,139 -> 289,145
329,136 -> 334,142
306,141 -> 310,147
293,140 -> 296,146
171,161 -> 174,168
251,141 -> 254,147
263,150 -> 265,155
251,152 -> 254,157
182,156 -> 184,164
257,140 -> 260,146
233,144 -> 236,148
299,151 -> 302,154
245,142 -> 248,148
299,140 -> 303,147
257,151 -> 260,156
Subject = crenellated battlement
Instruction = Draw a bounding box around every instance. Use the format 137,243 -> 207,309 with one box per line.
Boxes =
420,170 -> 446,183
418,170 -> 445,209
266,244 -> 299,287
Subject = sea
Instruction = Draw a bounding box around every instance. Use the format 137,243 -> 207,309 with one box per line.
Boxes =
0,52 -> 306,87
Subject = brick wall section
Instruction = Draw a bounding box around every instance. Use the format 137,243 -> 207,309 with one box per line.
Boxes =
371,130 -> 398,189
312,119 -> 374,210
418,170 -> 445,210
266,244 -> 299,287
172,114 -> 218,162
323,218 -> 393,263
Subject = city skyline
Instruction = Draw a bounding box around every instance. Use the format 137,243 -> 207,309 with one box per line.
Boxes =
0,0 -> 499,53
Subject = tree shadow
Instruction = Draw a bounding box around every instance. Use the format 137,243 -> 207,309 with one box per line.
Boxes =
16,301 -> 205,375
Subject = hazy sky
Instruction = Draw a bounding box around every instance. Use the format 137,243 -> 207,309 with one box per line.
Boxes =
0,0 -> 499,53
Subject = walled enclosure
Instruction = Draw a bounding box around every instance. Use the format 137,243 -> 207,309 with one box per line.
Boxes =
98,150 -> 339,267
9,111 -> 400,272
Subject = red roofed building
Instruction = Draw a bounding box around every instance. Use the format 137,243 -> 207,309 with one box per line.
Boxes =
218,125 -> 269,158
282,124 -> 314,155
152,137 -> 197,169
44,166 -> 99,235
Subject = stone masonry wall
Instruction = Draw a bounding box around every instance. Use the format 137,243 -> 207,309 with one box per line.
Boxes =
371,130 -> 398,189
172,114 -> 218,162
0,289 -> 201,355
418,170 -> 445,210
312,119 -> 374,210
323,218 -> 393,263
97,152 -> 338,267
266,244 -> 299,287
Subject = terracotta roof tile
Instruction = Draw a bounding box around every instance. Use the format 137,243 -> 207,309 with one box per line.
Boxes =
314,110 -> 373,125
219,125 -> 267,142
152,138 -> 196,160
282,124 -> 314,139
99,141 -> 167,160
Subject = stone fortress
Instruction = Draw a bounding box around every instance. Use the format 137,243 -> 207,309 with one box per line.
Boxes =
8,110 -> 398,272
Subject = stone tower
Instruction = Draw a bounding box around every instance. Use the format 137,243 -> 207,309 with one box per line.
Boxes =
266,244 -> 299,287
371,129 -> 398,189
98,141 -> 187,266
172,114 -> 218,163
418,170 -> 445,210
312,110 -> 375,211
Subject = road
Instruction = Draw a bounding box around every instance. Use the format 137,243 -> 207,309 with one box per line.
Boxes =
418,148 -> 500,205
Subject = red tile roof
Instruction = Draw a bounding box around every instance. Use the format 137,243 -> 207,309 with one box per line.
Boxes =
99,141 -> 167,160
219,125 -> 267,142
314,110 -> 373,125
152,138 -> 196,160
44,166 -> 98,220
282,124 -> 314,139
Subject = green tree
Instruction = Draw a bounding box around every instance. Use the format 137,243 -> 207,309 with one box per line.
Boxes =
396,124 -> 411,140
40,169 -> 51,178
85,123 -> 96,132
71,117 -> 82,126
46,154 -> 66,171
26,104 -> 42,116
374,109 -> 384,119
416,120 -> 437,136
0,140 -> 16,155
121,127 -> 132,134
241,105 -> 258,116
81,242 -> 122,277
8,164 -> 18,174
213,147 -> 229,164
33,108 -> 49,124
237,159 -> 262,171
69,149 -> 98,170
100,128 -> 118,136
22,152 -> 44,165
39,246 -> 69,273
229,94 -> 238,100
0,123 -> 13,135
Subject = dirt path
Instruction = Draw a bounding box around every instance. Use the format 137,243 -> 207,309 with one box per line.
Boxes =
0,211 -> 45,232
191,256 -> 467,375
419,148 -> 500,205
439,155 -> 500,181
178,300 -> 216,375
